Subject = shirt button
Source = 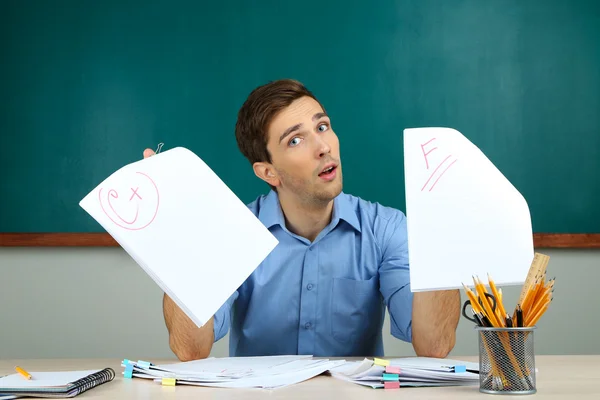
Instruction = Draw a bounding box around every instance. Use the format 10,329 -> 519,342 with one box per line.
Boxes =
305,322 -> 311,329
307,283 -> 314,291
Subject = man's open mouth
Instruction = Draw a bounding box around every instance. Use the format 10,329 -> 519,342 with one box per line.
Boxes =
319,166 -> 336,176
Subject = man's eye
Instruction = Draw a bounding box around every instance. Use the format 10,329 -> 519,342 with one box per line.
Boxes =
289,137 -> 302,146
317,123 -> 329,132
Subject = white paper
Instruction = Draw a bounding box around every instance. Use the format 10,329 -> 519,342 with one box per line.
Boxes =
80,147 -> 279,327
329,357 -> 478,388
389,356 -> 479,372
122,356 -> 342,389
168,360 -> 345,389
403,127 -> 534,292
145,355 -> 313,378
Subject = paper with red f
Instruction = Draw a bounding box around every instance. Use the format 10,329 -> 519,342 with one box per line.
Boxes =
403,127 -> 533,292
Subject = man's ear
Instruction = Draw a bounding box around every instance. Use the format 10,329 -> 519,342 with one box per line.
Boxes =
253,161 -> 281,187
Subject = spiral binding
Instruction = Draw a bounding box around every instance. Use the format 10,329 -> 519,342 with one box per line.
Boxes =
68,368 -> 115,395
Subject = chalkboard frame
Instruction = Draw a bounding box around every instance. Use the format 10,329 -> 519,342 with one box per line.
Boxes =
1,233 -> 599,248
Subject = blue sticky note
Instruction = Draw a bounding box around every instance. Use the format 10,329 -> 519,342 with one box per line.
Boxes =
137,360 -> 151,369
382,373 -> 399,381
453,365 -> 466,373
124,364 -> 134,379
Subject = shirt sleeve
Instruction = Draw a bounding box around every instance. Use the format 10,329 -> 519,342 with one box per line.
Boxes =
212,290 -> 239,342
212,200 -> 258,342
378,210 -> 413,343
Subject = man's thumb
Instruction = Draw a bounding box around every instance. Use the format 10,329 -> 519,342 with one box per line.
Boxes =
143,148 -> 156,159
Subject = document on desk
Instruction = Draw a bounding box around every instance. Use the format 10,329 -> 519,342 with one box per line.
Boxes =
121,356 -> 345,389
403,127 -> 534,292
329,357 -> 479,388
79,147 -> 279,327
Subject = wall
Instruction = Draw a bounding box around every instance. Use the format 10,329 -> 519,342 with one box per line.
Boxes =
0,247 -> 596,359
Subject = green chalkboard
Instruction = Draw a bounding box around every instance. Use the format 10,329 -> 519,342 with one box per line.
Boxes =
1,0 -> 599,236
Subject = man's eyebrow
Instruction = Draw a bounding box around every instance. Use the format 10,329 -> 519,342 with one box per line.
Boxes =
279,123 -> 303,144
313,112 -> 328,121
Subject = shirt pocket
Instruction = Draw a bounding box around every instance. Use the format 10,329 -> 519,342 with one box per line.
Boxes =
330,275 -> 380,344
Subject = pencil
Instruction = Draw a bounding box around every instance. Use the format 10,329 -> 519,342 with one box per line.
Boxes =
15,366 -> 31,380
473,276 -> 501,327
487,273 -> 508,325
520,279 -> 541,319
462,282 -> 483,314
527,289 -> 552,324
526,298 -> 552,326
528,301 -> 551,327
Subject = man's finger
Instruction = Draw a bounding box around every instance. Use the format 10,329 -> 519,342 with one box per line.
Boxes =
143,148 -> 156,159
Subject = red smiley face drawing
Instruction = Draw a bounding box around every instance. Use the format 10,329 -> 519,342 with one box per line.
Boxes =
99,171 -> 159,230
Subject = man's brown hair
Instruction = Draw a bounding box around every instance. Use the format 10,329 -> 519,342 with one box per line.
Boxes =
235,79 -> 324,165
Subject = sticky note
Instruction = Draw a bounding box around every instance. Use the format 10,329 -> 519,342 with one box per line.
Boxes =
137,360 -> 151,369
453,365 -> 466,373
124,364 -> 133,379
385,366 -> 401,374
374,358 -> 390,367
382,373 -> 399,381
161,378 -> 176,386
384,381 -> 400,389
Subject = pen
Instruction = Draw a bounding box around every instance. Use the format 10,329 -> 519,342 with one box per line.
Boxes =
516,305 -> 523,327
15,366 -> 32,380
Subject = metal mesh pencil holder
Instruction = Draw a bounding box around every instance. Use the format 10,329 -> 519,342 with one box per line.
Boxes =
476,326 -> 536,395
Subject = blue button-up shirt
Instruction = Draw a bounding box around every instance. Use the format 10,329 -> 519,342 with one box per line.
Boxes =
213,190 -> 413,357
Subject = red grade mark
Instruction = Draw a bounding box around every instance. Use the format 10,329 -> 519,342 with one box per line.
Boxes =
99,172 -> 160,230
420,137 -> 438,170
429,158 -> 458,191
108,189 -> 140,224
421,155 -> 451,191
129,187 -> 142,201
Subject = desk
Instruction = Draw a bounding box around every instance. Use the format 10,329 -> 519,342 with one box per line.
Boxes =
1,356 -> 598,399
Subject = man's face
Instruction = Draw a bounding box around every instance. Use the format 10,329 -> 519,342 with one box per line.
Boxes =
260,96 -> 342,204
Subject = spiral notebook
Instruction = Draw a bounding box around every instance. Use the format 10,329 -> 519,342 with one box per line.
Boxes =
0,368 -> 115,398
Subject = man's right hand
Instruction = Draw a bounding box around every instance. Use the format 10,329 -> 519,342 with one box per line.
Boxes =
163,294 -> 215,361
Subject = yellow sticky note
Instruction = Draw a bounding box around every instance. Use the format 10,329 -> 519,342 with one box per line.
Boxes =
161,378 -> 176,386
374,357 -> 390,366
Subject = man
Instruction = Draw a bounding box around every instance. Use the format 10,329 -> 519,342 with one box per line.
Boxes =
144,79 -> 460,361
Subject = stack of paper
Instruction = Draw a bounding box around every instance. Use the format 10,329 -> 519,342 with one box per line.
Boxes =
329,357 -> 479,389
121,356 -> 345,389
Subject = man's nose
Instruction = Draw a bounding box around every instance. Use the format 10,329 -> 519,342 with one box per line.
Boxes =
314,135 -> 331,158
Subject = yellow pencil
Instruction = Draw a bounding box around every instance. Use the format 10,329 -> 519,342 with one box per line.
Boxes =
487,273 -> 508,325
473,276 -> 501,327
15,366 -> 32,380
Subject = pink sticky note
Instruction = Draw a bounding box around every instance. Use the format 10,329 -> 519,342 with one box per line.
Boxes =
385,366 -> 401,374
384,381 -> 400,389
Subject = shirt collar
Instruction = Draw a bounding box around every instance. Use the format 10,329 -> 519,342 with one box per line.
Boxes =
331,191 -> 361,232
258,190 -> 361,233
258,190 -> 286,229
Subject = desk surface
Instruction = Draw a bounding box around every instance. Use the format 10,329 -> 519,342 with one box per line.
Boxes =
1,356 -> 598,399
